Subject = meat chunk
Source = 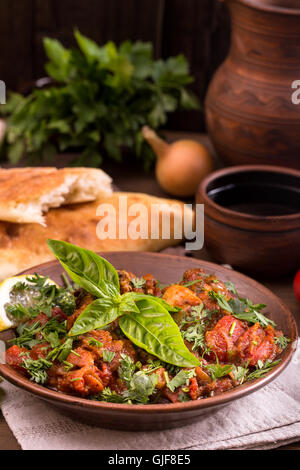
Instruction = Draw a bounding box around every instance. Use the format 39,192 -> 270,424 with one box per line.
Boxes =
30,342 -> 51,360
57,365 -> 104,396
6,345 -> 28,374
237,323 -> 277,366
163,284 -> 201,310
206,377 -> 234,396
205,315 -> 246,362
65,347 -> 95,369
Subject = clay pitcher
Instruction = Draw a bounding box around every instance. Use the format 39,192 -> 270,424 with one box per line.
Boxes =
205,0 -> 300,170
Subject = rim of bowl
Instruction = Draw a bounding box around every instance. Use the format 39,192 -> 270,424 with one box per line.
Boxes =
233,0 -> 300,15
198,164 -> 300,232
0,253 -> 298,415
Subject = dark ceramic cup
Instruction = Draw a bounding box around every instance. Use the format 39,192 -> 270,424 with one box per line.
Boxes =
197,165 -> 300,277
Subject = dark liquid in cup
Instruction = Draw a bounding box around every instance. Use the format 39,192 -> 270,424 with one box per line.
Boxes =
207,182 -> 300,216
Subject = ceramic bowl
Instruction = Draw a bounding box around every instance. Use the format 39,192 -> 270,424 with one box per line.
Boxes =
0,252 -> 297,430
197,165 -> 300,277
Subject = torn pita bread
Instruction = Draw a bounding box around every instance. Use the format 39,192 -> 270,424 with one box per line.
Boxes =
0,192 -> 194,280
0,167 -> 113,225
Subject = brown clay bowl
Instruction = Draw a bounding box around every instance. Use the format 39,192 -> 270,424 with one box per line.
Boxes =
0,252 -> 297,431
197,165 -> 300,278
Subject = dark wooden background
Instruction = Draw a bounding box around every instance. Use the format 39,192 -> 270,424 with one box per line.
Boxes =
0,0 -> 230,131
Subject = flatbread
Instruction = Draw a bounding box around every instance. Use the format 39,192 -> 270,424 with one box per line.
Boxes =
0,192 -> 193,280
0,167 -> 113,225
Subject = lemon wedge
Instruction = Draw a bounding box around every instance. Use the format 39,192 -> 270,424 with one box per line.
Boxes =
0,275 -> 57,332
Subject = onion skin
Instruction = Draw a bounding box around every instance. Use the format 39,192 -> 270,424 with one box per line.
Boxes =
142,126 -> 214,197
0,119 -> 6,143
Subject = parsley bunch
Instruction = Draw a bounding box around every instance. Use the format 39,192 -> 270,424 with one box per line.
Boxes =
0,30 -> 199,168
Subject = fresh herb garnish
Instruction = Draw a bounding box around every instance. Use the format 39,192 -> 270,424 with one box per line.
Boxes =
182,279 -> 202,288
88,338 -> 103,348
63,361 -> 74,372
102,350 -> 115,363
6,273 -> 76,320
131,278 -> 146,289
21,356 -> 52,384
231,363 -> 249,384
229,321 -> 236,337
116,354 -> 158,404
204,361 -> 232,381
179,304 -> 211,352
225,281 -> 238,295
47,239 -> 200,368
209,291 -> 275,328
96,388 -> 128,404
124,371 -> 158,404
167,369 -> 196,392
118,354 -> 136,387
178,391 -> 190,402
47,337 -> 73,362
246,359 -> 281,382
274,335 -> 290,350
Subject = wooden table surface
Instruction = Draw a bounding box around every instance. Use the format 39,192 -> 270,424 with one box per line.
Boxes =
0,133 -> 299,450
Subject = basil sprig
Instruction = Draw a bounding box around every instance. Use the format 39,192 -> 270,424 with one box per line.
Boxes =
47,239 -> 200,368
47,239 -> 120,300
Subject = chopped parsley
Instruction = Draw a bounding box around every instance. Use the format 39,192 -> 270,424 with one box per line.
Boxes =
118,354 -> 136,387
21,356 -> 52,384
231,363 -> 249,384
225,281 -> 238,295
96,387 -> 128,404
63,360 -> 74,371
246,359 -> 281,382
47,337 -> 73,362
204,363 -> 232,381
167,369 -> 196,392
88,338 -> 103,348
131,277 -> 146,289
209,291 -> 275,328
274,335 -> 290,350
102,350 -> 115,363
180,303 -> 211,351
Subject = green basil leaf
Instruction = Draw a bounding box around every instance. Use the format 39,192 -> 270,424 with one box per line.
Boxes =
47,239 -> 120,299
119,293 -> 140,314
69,298 -> 120,336
126,292 -> 179,312
119,298 -> 200,368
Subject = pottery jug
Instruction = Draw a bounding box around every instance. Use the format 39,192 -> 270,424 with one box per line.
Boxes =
205,0 -> 300,169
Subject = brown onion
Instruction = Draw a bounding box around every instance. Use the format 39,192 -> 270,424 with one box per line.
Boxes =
142,126 -> 214,197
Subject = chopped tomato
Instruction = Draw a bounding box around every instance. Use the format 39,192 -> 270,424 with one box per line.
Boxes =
30,342 -> 51,360
237,323 -> 277,366
293,270 -> 300,302
58,365 -> 104,396
205,315 -> 246,362
6,345 -> 28,374
188,377 -> 199,400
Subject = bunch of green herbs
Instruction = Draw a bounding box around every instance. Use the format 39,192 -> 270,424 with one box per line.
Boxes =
0,30 -> 199,168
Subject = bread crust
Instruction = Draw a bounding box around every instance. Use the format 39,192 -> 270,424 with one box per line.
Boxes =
0,167 -> 112,224
0,192 -> 193,280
